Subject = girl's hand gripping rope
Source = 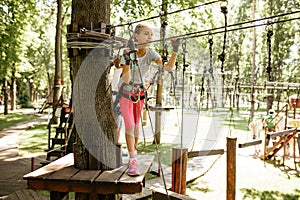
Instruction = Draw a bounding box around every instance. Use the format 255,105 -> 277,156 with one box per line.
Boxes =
171,38 -> 180,53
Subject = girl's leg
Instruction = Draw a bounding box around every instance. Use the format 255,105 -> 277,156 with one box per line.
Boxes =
119,97 -> 136,158
133,100 -> 144,150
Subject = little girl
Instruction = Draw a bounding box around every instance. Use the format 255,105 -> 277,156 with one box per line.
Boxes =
114,23 -> 179,176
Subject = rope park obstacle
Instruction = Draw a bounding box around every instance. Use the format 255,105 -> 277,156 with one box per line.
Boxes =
25,1 -> 300,199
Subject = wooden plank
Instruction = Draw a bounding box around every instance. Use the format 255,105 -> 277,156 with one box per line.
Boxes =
7,192 -> 18,200
23,153 -> 74,179
94,167 -> 127,194
238,140 -> 262,148
28,189 -> 48,200
70,169 -> 101,182
22,189 -> 34,199
95,165 -> 127,182
119,155 -> 154,183
25,154 -> 155,195
27,179 -> 49,191
188,149 -> 224,158
116,155 -> 154,194
15,190 -> 27,200
152,188 -> 196,200
46,166 -> 79,181
267,128 -> 296,137
123,187 -> 152,199
27,179 -> 72,193
148,106 -> 174,112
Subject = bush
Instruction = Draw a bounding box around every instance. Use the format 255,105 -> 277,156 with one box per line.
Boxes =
18,94 -> 32,108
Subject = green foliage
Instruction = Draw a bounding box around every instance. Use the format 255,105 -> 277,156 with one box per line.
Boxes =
18,93 -> 32,108
0,0 -> 37,79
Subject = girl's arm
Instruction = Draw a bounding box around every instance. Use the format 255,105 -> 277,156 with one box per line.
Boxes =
155,38 -> 179,72
121,65 -> 131,84
155,52 -> 177,72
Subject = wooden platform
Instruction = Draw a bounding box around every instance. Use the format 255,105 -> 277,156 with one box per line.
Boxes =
23,153 -> 154,196
4,189 -> 48,200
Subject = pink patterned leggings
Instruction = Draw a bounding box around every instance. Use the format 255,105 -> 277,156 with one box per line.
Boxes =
119,96 -> 144,135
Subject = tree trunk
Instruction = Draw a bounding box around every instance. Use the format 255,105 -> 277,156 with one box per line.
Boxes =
47,71 -> 52,97
250,0 -> 257,119
70,0 -> 118,199
53,0 -> 63,112
3,78 -> 8,115
10,66 -> 16,111
154,0 -> 168,144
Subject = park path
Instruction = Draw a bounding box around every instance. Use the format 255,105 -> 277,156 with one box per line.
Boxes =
0,110 -> 48,198
0,108 -> 299,199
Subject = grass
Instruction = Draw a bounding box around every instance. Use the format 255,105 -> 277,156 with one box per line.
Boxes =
240,188 -> 300,200
0,111 -> 38,131
18,121 -> 48,157
137,142 -> 177,166
223,115 -> 250,131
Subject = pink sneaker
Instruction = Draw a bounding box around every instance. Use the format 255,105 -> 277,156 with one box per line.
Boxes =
128,158 -> 140,176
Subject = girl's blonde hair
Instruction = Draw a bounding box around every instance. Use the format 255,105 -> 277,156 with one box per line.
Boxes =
134,23 -> 152,35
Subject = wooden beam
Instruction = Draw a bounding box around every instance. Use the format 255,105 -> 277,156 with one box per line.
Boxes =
188,149 -> 224,158
267,128 -> 297,137
238,140 -> 262,148
152,188 -> 196,200
148,105 -> 175,112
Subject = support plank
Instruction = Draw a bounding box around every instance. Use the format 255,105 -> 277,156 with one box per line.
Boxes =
152,188 -> 196,200
267,128 -> 297,137
238,140 -> 262,148
188,149 -> 224,158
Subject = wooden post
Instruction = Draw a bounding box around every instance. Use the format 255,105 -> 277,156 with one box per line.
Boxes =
227,137 -> 236,200
171,147 -> 188,195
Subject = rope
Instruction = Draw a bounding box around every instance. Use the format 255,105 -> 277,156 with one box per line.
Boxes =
113,0 -> 223,28
219,2 -> 228,107
139,10 -> 300,46
266,23 -> 273,82
67,11 -> 300,50
219,4 -> 228,74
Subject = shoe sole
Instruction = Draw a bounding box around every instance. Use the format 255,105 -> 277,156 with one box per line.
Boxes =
127,172 -> 140,176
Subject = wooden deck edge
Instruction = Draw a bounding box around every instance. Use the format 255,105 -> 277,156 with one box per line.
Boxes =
152,188 -> 196,200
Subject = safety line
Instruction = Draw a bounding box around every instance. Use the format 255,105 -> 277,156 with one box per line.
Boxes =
113,0 -> 223,28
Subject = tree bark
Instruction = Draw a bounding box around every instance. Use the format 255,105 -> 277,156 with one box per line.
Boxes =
250,0 -> 257,119
10,67 -> 16,111
154,0 -> 168,144
53,0 -> 63,111
70,0 -> 118,199
3,78 -> 8,115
